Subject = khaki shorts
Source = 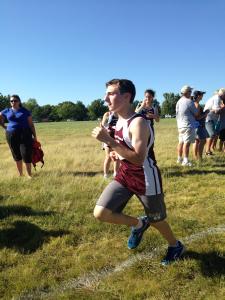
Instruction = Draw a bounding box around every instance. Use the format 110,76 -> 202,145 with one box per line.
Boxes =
96,180 -> 167,223
178,127 -> 195,144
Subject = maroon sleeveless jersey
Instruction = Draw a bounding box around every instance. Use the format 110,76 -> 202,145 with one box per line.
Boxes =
114,113 -> 163,196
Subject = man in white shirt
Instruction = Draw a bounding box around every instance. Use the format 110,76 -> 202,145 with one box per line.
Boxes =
176,85 -> 199,166
204,88 -> 225,155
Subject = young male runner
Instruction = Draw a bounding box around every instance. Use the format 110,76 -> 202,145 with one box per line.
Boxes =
92,79 -> 185,265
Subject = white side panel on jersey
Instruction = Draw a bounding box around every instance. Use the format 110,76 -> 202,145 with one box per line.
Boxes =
143,124 -> 161,196
143,158 -> 162,195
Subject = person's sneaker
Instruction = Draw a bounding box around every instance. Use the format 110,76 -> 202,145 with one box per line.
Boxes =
176,158 -> 183,164
181,160 -> 192,166
103,173 -> 109,178
161,241 -> 185,266
127,216 -> 150,249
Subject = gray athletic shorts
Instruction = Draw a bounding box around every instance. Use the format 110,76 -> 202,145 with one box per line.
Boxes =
96,180 -> 167,223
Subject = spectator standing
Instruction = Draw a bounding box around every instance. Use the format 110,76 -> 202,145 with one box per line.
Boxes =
176,85 -> 199,166
135,89 -> 159,132
0,95 -> 37,178
192,91 -> 208,161
204,88 -> 225,155
218,98 -> 225,152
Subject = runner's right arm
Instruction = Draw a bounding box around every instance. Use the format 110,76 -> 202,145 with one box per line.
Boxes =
92,117 -> 149,165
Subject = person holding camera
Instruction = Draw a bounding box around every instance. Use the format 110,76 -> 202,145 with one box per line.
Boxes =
135,89 -> 159,132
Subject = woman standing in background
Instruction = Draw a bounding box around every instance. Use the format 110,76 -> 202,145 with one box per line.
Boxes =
192,90 -> 208,161
135,89 -> 159,132
0,95 -> 37,178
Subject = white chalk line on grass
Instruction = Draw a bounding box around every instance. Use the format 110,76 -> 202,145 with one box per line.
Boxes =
18,224 -> 225,300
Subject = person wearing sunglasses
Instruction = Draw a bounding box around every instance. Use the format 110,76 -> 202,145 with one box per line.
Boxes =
0,95 -> 37,178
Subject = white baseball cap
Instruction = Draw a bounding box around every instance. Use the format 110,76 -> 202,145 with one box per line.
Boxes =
180,85 -> 193,94
218,88 -> 225,97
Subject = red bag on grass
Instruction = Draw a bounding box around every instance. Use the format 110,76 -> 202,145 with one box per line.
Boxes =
32,140 -> 44,169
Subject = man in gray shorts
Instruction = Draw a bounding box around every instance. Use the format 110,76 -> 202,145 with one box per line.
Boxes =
176,85 -> 199,166
92,79 -> 185,265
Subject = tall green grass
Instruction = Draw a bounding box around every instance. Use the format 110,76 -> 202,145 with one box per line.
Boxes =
0,120 -> 224,299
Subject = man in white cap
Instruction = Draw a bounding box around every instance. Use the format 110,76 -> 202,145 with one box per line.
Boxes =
176,85 -> 199,166
204,88 -> 225,155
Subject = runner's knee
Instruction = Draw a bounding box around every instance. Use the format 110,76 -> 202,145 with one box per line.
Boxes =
93,205 -> 111,221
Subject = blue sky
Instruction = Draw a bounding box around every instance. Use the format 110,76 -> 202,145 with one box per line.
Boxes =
1,0 -> 225,106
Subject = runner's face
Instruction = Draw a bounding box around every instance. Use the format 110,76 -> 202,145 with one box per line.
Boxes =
104,84 -> 126,112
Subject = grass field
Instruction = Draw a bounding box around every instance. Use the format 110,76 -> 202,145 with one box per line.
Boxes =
0,119 -> 224,300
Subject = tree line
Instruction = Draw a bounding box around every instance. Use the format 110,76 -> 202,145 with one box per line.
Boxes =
0,93 -> 180,121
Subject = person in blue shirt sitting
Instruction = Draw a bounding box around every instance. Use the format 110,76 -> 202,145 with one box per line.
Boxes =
0,95 -> 37,178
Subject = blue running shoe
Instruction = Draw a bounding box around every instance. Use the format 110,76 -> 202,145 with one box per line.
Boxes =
161,241 -> 185,266
127,216 -> 150,249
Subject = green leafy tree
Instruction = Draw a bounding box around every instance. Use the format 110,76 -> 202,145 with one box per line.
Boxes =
23,98 -> 39,112
49,105 -> 61,121
161,93 -> 180,116
153,99 -> 161,115
23,98 -> 43,121
39,104 -> 53,120
87,99 -> 107,120
73,101 -> 88,121
32,106 -> 44,122
0,93 -> 10,111
56,101 -> 77,120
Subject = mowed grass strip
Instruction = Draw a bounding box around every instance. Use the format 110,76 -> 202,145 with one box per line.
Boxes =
0,120 -> 224,300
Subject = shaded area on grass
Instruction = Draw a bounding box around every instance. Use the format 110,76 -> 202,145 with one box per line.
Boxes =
0,195 -> 10,202
69,171 -> 102,177
185,169 -> 225,176
161,167 -> 225,177
210,163 -> 225,168
37,170 -> 103,177
0,221 -> 69,253
184,250 -> 225,277
0,205 -> 55,220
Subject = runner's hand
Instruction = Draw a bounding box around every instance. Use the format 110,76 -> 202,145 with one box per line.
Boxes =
92,125 -> 111,143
